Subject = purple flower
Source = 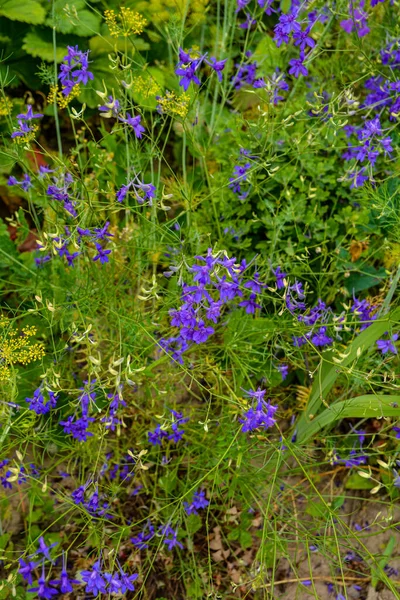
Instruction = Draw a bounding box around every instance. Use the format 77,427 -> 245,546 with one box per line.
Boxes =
120,571 -> 138,593
293,28 -> 315,50
119,113 -> 145,138
175,61 -> 202,91
93,243 -> 112,264
17,105 -> 43,120
376,334 -> 398,354
184,488 -> 209,515
277,363 -> 289,380
35,536 -> 58,561
28,564 -> 58,599
311,327 -> 333,347
131,521 -> 155,549
18,558 -> 39,584
59,415 -> 95,441
59,46 -> 93,96
80,560 -> 107,595
99,95 -> 120,117
207,57 -> 227,82
288,54 -> 308,78
239,293 -> 261,314
273,266 -> 287,289
240,390 -> 278,433
50,553 -> 80,593
148,423 -> 168,446
160,525 -> 184,550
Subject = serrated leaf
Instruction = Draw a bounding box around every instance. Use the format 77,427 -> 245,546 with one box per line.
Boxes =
22,31 -> 65,62
0,0 -> 45,23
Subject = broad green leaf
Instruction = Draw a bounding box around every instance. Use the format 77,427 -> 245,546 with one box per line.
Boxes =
298,395 -> 400,443
296,305 -> 400,440
22,31 -> 65,62
345,473 -> 375,490
0,0 -> 45,23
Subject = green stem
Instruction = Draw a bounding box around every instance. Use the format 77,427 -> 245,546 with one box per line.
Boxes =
52,1 -> 63,157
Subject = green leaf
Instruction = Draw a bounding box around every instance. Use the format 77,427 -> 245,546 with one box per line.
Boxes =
22,31 -> 65,62
345,473 -> 375,490
184,514 -> 202,536
298,395 -> 400,443
0,0 -> 45,23
371,535 -> 396,587
296,305 -> 400,441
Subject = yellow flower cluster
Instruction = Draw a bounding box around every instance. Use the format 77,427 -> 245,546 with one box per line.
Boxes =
133,76 -> 161,98
157,91 -> 190,119
0,96 -> 12,117
13,125 -> 39,145
48,84 -> 81,109
0,318 -> 45,381
104,8 -> 147,37
136,0 -> 208,26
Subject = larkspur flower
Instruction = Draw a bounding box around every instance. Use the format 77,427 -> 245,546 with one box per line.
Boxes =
18,558 -> 39,584
80,560 -> 107,595
28,563 -> 58,599
376,333 -> 398,354
119,113 -> 145,138
50,553 -> 80,594
35,537 -> 58,561
160,525 -> 184,550
59,46 -> 93,96
184,489 -> 209,515
93,243 -> 112,265
288,53 -> 308,78
206,57 -> 227,82
240,389 -> 278,433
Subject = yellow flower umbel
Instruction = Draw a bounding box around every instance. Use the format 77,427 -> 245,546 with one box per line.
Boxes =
104,8 -> 147,37
133,76 -> 161,98
0,317 -> 45,381
48,84 -> 81,110
0,96 -> 12,117
157,91 -> 191,119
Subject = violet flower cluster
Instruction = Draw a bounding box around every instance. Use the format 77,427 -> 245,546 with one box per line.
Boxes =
183,488 -> 209,515
339,38 -> 399,188
71,482 -> 111,518
116,177 -> 156,205
148,409 -> 189,446
342,117 -> 393,188
131,521 -> 183,551
80,559 -> 138,595
239,388 -> 278,433
25,387 -> 58,415
159,249 -> 265,364
10,105 -> 43,140
228,148 -> 256,200
35,220 -> 114,268
58,45 -> 93,96
175,47 -> 227,91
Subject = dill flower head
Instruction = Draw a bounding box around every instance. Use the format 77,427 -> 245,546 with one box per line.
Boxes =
104,8 -> 147,37
0,318 -> 45,381
48,84 -> 81,109
0,96 -> 12,117
156,91 -> 190,119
